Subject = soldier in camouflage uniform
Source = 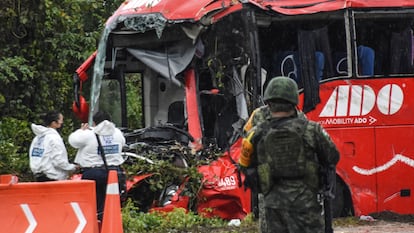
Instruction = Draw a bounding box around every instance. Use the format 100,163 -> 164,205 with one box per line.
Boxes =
242,78 -> 307,233
239,76 -> 339,233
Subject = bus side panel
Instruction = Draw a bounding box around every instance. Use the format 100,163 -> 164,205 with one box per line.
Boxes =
327,127 -> 377,216
303,78 -> 414,127
375,125 -> 414,214
302,78 -> 414,216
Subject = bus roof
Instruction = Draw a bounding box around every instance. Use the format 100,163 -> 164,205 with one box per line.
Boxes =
107,0 -> 414,25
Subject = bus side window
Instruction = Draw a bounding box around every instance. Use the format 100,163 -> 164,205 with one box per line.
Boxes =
297,25 -> 334,112
354,22 -> 377,76
297,26 -> 333,83
272,50 -> 300,83
332,45 -> 375,76
270,25 -> 332,88
269,26 -> 300,85
333,52 -> 347,75
357,45 -> 375,76
356,19 -> 414,76
329,22 -> 349,77
389,24 -> 414,74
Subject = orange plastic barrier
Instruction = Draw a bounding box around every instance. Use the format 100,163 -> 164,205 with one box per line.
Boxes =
101,170 -> 123,233
0,174 -> 18,184
0,178 -> 99,233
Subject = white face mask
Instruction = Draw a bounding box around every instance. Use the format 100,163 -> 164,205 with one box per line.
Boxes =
57,123 -> 64,133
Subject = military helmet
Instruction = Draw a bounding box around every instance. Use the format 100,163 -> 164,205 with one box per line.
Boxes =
263,76 -> 298,105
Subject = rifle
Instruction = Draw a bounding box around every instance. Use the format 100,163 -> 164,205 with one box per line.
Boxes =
244,167 -> 259,219
321,164 -> 336,233
237,165 -> 259,219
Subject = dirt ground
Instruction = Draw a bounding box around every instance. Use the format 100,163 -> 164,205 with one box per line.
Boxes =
334,212 -> 414,233
188,212 -> 414,233
175,212 -> 414,233
334,221 -> 414,233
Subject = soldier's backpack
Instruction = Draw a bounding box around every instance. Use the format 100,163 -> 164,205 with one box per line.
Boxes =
259,117 -> 308,179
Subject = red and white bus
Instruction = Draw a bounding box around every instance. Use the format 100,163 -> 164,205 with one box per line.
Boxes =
73,0 -> 414,218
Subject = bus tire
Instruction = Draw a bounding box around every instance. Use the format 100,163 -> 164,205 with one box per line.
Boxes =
332,176 -> 344,218
332,176 -> 354,217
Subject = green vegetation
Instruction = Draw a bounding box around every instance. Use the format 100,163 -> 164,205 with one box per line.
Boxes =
0,0 -> 124,178
0,2 -> 255,232
125,73 -> 143,129
0,117 -> 32,180
122,200 -> 258,233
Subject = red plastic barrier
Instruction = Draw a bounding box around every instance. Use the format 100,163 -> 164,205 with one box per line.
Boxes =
0,178 -> 99,233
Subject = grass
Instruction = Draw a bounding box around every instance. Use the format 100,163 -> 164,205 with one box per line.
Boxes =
122,201 -> 413,233
122,200 -> 258,233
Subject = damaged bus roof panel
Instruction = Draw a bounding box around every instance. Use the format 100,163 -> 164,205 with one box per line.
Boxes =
262,0 -> 414,15
107,0 -> 237,23
107,0 -> 414,25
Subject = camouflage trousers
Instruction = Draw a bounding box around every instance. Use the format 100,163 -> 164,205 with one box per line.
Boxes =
258,193 -> 266,233
260,206 -> 324,233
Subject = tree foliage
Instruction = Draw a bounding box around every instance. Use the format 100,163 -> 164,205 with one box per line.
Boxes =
0,0 -> 123,178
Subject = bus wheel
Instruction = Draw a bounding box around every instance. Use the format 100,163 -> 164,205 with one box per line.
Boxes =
332,176 -> 354,217
332,176 -> 345,218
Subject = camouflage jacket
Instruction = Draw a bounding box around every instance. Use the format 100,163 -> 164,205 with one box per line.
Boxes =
244,107 -> 339,210
262,117 -> 338,210
243,105 -> 307,135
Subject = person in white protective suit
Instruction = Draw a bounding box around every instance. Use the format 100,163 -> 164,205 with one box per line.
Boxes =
69,110 -> 126,221
29,110 -> 78,181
